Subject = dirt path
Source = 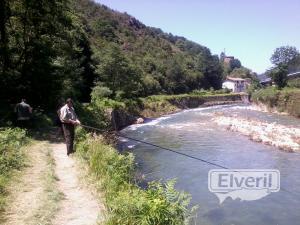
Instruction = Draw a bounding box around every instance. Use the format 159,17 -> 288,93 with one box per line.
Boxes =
51,143 -> 102,225
4,139 -> 103,225
4,141 -> 59,225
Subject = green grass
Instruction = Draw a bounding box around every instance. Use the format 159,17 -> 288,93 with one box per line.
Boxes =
251,87 -> 280,108
252,87 -> 300,117
75,128 -> 197,225
287,78 -> 300,89
143,92 -> 239,102
79,91 -> 242,129
0,128 -> 28,216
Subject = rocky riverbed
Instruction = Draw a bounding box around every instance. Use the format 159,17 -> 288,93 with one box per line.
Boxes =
213,115 -> 300,152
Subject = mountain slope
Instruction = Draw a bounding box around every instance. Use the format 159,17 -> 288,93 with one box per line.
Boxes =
73,0 -> 223,96
0,0 -> 223,111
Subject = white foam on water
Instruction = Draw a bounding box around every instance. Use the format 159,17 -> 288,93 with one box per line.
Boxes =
127,145 -> 136,149
124,116 -> 172,131
159,121 -> 208,130
119,137 -> 129,142
122,104 -> 250,132
186,104 -> 237,112
229,105 -> 263,111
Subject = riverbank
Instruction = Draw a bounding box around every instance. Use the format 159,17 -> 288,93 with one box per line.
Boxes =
213,115 -> 300,152
0,128 -> 28,222
251,87 -> 300,117
0,129 -> 104,225
110,93 -> 243,129
75,128 -> 197,225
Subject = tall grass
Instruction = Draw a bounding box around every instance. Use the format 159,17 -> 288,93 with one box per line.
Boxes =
252,87 -> 300,117
75,128 -> 197,225
0,128 -> 27,213
251,87 -> 280,107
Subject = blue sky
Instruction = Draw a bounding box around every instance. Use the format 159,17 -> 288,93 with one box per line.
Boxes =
95,0 -> 300,73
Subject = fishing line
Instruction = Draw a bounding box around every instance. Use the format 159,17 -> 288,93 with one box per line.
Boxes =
80,124 -> 300,199
80,124 -> 229,169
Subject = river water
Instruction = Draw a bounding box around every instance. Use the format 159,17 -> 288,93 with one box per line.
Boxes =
119,104 -> 300,225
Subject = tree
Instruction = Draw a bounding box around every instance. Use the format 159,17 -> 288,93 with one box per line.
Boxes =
268,64 -> 288,88
221,57 -> 241,77
288,55 -> 300,73
0,0 -> 89,108
271,46 -> 300,66
95,44 -> 143,99
202,55 -> 223,89
0,0 -> 10,75
94,19 -> 118,42
229,67 -> 257,80
165,58 -> 188,94
230,59 -> 242,70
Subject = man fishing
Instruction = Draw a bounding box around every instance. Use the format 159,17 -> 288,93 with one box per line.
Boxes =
60,98 -> 81,156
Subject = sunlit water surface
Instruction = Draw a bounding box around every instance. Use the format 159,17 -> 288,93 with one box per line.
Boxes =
119,104 -> 300,225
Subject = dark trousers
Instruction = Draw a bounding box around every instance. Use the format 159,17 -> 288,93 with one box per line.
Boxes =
62,123 -> 75,155
17,119 -> 30,129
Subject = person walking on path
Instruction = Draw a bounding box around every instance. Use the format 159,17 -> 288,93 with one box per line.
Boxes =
55,99 -> 65,138
14,99 -> 32,128
60,98 -> 81,156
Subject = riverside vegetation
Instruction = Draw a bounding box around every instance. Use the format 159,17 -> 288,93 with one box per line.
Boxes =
0,128 -> 27,218
251,87 -> 300,117
75,128 -> 198,225
249,46 -> 300,117
1,0 -> 299,224
0,0 -> 254,113
0,1 -> 241,220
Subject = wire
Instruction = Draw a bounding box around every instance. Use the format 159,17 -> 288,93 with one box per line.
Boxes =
80,124 -> 300,199
81,124 -> 229,169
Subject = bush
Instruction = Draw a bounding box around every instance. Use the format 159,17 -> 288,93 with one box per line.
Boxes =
251,87 -> 280,107
287,78 -> 300,88
213,88 -> 231,94
75,133 -> 197,225
91,85 -> 113,100
251,87 -> 300,117
0,128 -> 27,173
191,89 -> 209,95
0,128 -> 27,213
75,102 -> 111,130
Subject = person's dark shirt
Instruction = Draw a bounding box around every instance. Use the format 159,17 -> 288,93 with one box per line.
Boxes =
15,102 -> 32,120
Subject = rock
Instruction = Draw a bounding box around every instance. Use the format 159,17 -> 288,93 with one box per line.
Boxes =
213,115 -> 300,152
136,117 -> 144,124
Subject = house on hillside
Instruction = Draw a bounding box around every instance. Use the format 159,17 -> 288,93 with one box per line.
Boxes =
257,73 -> 272,86
258,71 -> 300,86
287,71 -> 300,80
222,76 -> 250,93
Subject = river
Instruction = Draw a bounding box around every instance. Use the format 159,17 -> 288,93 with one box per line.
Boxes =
119,104 -> 300,225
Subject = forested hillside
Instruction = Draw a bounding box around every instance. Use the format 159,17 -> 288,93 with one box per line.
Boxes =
0,0 -> 223,109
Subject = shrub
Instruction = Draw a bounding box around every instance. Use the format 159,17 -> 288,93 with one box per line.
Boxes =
287,78 -> 300,88
91,85 -> 113,100
0,128 -> 27,213
213,88 -> 231,94
251,87 -> 280,107
191,89 -> 209,95
75,102 -> 111,130
75,133 -> 197,225
251,87 -> 300,117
